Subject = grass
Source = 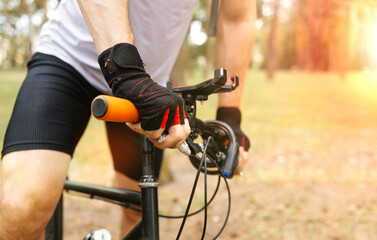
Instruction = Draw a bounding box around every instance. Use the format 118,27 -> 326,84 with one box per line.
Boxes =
1,68 -> 377,239
0,69 -> 26,148
245,71 -> 377,183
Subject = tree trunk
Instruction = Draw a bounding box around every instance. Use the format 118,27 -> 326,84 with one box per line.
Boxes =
267,0 -> 280,80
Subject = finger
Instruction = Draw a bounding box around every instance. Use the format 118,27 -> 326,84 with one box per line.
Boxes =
169,138 -> 186,149
234,147 -> 249,175
126,122 -> 143,134
152,119 -> 190,149
153,127 -> 184,149
148,136 -> 185,150
150,133 -> 185,150
169,120 -> 190,149
146,128 -> 166,141
166,119 -> 191,148
148,138 -> 164,149
126,122 -> 165,140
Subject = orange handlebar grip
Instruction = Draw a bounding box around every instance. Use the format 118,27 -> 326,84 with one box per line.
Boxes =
91,95 -> 140,123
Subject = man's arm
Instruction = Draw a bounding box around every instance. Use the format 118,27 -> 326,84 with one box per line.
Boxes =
215,0 -> 256,174
76,1 -> 190,149
77,0 -> 134,53
216,0 -> 256,107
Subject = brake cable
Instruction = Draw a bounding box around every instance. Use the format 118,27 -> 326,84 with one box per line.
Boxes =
176,136 -> 212,239
175,136 -> 232,240
201,136 -> 208,240
212,160 -> 231,239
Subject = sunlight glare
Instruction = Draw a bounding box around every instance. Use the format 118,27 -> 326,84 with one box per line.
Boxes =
367,22 -> 377,68
349,71 -> 377,104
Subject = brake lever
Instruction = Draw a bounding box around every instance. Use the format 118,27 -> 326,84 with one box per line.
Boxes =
178,136 -> 205,156
178,141 -> 191,156
157,135 -> 202,156
222,142 -> 239,178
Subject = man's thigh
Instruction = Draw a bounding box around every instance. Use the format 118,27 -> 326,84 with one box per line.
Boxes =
2,53 -> 100,157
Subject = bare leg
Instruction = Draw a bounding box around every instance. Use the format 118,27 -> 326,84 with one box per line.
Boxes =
114,170 -> 141,237
0,150 -> 70,240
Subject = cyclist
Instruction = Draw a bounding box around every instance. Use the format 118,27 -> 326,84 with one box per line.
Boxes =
0,0 -> 256,239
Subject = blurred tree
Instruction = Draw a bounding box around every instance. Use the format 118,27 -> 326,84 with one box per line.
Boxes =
2,0 -> 377,72
0,0 -> 50,68
267,0 -> 281,79
294,0 -> 377,73
258,0 -> 297,73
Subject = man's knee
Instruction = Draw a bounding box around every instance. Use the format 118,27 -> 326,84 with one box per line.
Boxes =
0,191 -> 57,238
0,150 -> 70,238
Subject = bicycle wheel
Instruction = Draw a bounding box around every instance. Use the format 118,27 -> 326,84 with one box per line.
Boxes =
45,194 -> 63,240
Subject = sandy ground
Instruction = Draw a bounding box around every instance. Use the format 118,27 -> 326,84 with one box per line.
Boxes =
63,138 -> 377,240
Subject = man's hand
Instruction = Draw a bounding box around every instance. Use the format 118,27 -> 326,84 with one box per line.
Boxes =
216,107 -> 250,175
127,118 -> 190,149
234,147 -> 249,175
98,43 -> 190,149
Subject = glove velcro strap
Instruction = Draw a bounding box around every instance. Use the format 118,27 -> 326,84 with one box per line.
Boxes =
98,43 -> 145,87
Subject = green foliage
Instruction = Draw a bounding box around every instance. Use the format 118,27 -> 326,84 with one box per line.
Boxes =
0,68 -> 26,147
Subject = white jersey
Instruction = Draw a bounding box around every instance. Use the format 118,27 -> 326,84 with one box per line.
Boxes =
35,0 -> 198,95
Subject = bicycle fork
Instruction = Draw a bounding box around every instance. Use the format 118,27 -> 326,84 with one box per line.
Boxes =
139,136 -> 159,240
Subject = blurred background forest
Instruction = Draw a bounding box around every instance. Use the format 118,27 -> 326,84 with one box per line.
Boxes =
1,0 -> 377,77
1,1 -> 377,239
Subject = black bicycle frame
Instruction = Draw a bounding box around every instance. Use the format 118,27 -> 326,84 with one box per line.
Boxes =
138,136 -> 159,239
47,136 -> 160,240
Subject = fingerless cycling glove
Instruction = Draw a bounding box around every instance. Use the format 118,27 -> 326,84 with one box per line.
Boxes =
216,107 -> 250,151
98,43 -> 185,131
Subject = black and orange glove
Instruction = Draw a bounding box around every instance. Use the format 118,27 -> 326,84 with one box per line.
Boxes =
98,43 -> 186,131
216,107 -> 250,151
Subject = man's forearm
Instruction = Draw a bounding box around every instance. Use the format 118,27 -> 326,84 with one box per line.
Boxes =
215,0 -> 256,108
77,0 -> 134,54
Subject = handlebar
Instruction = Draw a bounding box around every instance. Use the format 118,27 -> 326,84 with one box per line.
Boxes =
91,95 -> 140,122
91,95 -> 183,126
91,69 -> 240,178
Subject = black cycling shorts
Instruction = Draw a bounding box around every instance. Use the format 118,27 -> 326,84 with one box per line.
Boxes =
2,53 -> 162,180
